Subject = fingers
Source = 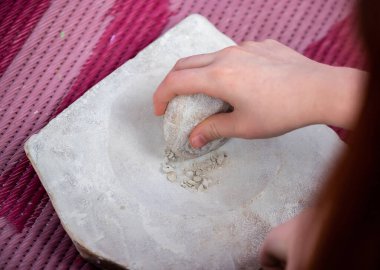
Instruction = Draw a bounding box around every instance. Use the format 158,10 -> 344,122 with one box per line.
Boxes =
259,226 -> 289,269
153,68 -> 215,115
189,112 -> 237,148
173,53 -> 216,71
154,53 -> 217,116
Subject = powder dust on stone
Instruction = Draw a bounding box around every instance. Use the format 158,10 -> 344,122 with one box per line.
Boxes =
161,148 -> 228,191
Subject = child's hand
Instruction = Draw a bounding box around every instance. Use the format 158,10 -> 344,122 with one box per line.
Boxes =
153,40 -> 365,148
259,209 -> 318,270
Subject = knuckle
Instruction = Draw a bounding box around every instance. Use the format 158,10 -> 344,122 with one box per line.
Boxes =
261,39 -> 280,48
262,38 -> 276,44
220,45 -> 240,55
163,71 -> 181,87
173,58 -> 186,70
239,40 -> 256,47
164,72 -> 176,84
208,121 -> 222,140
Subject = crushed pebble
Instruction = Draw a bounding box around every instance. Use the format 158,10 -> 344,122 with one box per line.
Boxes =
161,148 -> 227,192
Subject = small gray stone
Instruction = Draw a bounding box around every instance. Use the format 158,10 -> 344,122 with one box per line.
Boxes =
166,171 -> 177,182
202,180 -> 210,188
216,154 -> 225,165
162,164 -> 175,173
193,176 -> 202,183
186,179 -> 196,186
195,169 -> 202,176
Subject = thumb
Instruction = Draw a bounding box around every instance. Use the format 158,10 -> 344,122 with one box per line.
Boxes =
189,112 -> 237,148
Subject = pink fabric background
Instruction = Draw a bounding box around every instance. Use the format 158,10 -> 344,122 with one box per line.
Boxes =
0,0 -> 364,268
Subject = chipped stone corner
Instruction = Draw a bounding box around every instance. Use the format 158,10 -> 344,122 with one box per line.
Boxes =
73,240 -> 127,270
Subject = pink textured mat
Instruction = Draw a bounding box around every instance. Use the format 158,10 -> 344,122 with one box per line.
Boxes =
0,0 -> 364,268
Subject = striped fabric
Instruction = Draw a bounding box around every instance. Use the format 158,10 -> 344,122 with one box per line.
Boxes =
0,0 -> 363,268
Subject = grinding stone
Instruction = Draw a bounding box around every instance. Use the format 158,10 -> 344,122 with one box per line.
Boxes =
24,14 -> 345,269
164,93 -> 230,159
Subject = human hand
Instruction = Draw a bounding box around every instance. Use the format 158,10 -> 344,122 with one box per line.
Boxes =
153,40 -> 365,148
260,209 -> 318,270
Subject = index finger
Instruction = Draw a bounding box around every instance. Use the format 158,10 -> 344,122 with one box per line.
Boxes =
153,68 -> 215,115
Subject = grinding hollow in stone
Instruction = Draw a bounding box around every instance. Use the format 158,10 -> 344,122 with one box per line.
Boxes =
164,93 -> 230,158
24,14 -> 345,269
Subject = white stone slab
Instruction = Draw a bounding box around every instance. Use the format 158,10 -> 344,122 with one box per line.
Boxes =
25,14 -> 345,269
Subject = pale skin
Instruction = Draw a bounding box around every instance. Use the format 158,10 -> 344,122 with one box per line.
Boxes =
153,39 -> 367,269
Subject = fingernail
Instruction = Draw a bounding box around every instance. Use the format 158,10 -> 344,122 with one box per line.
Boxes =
191,134 -> 207,148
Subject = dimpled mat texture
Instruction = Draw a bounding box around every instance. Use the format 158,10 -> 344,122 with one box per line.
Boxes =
0,0 -> 365,269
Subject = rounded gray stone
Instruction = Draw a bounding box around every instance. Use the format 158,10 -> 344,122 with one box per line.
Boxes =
163,93 -> 230,159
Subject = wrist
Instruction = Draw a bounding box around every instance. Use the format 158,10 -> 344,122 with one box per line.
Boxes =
315,65 -> 367,129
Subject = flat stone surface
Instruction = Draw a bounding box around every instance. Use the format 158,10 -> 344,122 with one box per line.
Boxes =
25,14 -> 345,269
